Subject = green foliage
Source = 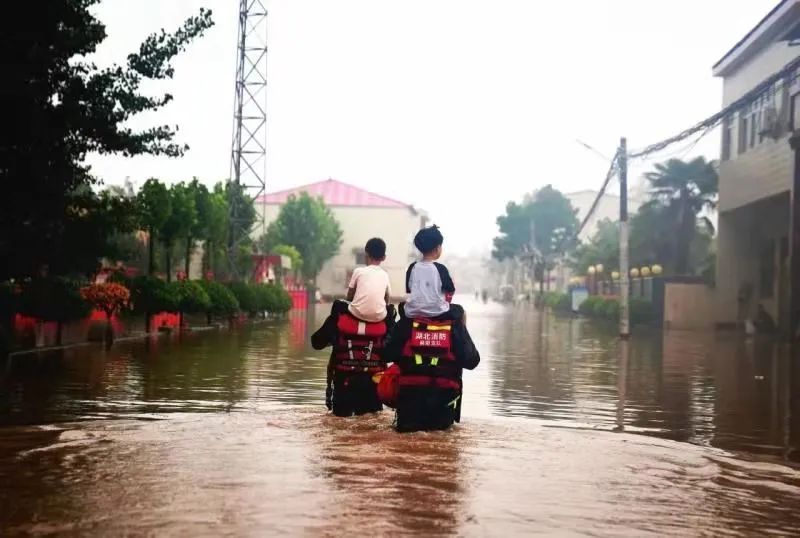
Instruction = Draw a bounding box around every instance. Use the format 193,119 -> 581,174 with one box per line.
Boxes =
252,283 -> 293,314
17,277 -> 90,322
225,281 -> 257,315
569,219 -> 620,273
493,186 -> 579,278
544,292 -> 572,313
579,296 -> 604,316
260,193 -> 343,282
0,4 -> 214,281
128,275 -> 180,314
271,244 -> 304,275
642,157 -> 718,275
568,157 -> 718,277
578,296 -> 655,326
199,280 -> 240,318
173,280 -> 211,314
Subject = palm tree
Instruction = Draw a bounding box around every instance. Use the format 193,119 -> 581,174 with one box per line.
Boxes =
643,157 -> 718,275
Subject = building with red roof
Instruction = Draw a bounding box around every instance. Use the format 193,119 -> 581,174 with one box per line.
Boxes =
255,179 -> 428,299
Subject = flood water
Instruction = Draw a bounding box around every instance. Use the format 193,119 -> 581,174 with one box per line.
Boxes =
2,298 -> 800,536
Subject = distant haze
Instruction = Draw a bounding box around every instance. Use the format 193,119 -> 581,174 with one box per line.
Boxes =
87,0 -> 776,255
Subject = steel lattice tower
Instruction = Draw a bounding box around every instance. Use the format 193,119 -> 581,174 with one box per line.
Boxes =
229,0 -> 268,277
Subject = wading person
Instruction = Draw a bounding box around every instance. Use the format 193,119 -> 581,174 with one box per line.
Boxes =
311,238 -> 395,417
383,226 -> 480,432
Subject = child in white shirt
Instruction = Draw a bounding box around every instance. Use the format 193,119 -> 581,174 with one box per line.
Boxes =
346,238 -> 391,323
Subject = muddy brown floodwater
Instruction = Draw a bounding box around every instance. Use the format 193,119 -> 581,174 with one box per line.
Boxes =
2,297 -> 800,536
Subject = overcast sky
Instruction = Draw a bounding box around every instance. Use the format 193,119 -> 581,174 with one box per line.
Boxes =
87,0 -> 778,255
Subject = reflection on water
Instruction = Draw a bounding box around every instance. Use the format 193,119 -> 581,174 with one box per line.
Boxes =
1,300 -> 800,535
482,303 -> 800,461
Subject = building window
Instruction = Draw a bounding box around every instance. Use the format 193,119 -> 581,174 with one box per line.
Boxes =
750,106 -> 758,148
792,92 -> 800,131
738,110 -> 749,154
759,241 -> 775,299
721,116 -> 733,161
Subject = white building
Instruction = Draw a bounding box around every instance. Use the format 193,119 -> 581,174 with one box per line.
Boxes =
255,179 -> 427,300
566,189 -> 643,242
713,0 -> 800,331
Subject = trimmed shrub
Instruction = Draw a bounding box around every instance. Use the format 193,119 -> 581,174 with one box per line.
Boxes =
174,280 -> 212,314
17,277 -> 90,324
579,296 -> 603,316
225,281 -> 257,316
200,280 -> 240,319
544,292 -> 572,314
601,299 -> 620,320
128,275 -> 180,314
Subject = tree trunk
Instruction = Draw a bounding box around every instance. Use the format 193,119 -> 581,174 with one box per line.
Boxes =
165,246 -> 172,283
184,236 -> 192,279
148,228 -> 155,276
675,190 -> 693,275
56,321 -> 63,346
203,239 -> 210,277
104,310 -> 114,347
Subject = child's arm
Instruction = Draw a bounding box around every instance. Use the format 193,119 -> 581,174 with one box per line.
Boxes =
346,268 -> 359,301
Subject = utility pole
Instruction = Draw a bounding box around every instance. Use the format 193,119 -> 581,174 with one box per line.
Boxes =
619,137 -> 630,338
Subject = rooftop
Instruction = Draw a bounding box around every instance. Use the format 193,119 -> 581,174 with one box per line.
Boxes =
257,178 -> 415,210
713,0 -> 800,77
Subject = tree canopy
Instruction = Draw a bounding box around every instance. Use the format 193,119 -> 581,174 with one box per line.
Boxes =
259,193 -> 343,282
0,1 -> 214,281
493,185 -> 579,263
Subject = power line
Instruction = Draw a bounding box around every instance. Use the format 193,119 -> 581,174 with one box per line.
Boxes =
575,149 -> 621,240
630,52 -> 800,159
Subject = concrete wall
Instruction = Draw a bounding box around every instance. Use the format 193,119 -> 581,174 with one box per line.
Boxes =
256,204 -> 425,299
664,283 -> 715,331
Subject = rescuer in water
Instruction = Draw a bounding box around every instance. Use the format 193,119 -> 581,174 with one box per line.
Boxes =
311,238 -> 396,417
383,226 -> 480,432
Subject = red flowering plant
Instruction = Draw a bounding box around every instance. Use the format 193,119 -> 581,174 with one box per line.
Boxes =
80,283 -> 131,321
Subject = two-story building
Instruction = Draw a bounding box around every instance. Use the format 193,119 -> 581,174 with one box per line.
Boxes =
256,179 -> 427,300
714,0 -> 800,331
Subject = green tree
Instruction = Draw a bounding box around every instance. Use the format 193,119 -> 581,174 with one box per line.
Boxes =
203,184 -> 230,277
160,182 -> 197,282
137,179 -> 172,275
0,2 -> 214,282
643,157 -> 718,275
493,186 -> 579,290
272,244 -> 304,277
225,181 -> 258,279
185,179 -> 212,278
569,219 -> 620,274
260,193 -> 343,283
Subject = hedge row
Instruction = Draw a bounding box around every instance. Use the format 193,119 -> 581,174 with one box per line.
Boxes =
545,292 -> 656,325
5,276 -> 293,324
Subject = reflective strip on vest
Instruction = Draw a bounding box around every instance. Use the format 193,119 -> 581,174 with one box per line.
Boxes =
348,339 -> 354,360
357,321 -> 366,335
414,354 -> 423,365
430,357 -> 439,366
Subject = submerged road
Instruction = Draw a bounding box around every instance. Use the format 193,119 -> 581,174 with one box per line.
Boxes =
1,298 -> 799,535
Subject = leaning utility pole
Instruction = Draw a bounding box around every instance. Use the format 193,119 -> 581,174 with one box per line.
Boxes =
619,137 -> 630,338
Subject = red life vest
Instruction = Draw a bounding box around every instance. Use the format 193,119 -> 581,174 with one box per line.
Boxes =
333,313 -> 387,374
399,318 -> 460,391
